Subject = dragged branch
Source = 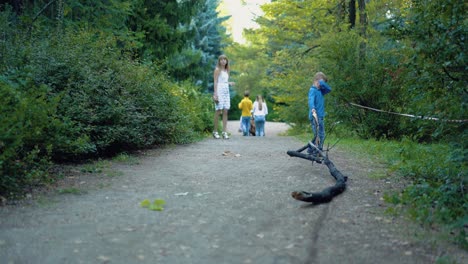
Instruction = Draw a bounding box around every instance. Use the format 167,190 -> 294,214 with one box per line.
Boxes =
287,141 -> 347,204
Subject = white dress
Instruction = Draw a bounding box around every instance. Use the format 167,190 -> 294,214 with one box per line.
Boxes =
215,71 -> 230,110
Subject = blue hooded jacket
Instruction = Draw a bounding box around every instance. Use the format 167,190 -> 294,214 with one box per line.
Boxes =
308,80 -> 331,119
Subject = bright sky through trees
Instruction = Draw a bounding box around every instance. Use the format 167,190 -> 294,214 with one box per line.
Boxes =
219,0 -> 270,44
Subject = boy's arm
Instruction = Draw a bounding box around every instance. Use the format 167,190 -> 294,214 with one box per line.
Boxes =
308,88 -> 318,121
319,80 -> 331,95
238,100 -> 243,110
308,88 -> 315,111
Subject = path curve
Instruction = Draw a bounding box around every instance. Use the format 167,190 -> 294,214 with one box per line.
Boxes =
0,121 -> 465,264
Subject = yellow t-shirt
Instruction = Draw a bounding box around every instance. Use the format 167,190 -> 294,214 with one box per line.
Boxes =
238,97 -> 253,117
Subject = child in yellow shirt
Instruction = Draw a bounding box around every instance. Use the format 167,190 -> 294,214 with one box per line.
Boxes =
238,91 -> 253,136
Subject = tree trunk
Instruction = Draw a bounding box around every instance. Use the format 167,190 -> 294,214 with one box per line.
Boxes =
358,0 -> 367,62
358,0 -> 367,37
348,0 -> 356,29
3,0 -> 23,15
335,0 -> 347,30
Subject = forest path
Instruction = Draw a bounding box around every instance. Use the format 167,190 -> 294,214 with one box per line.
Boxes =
0,121 -> 465,264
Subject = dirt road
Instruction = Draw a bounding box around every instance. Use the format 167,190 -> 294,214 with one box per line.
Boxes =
0,121 -> 465,264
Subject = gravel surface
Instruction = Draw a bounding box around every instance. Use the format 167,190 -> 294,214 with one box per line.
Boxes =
0,121 -> 466,264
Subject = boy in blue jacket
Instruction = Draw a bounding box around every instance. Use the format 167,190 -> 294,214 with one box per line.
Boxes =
308,72 -> 331,156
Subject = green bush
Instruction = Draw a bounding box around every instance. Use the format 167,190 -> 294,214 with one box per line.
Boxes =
387,139 -> 467,247
310,131 -> 466,248
26,29 -> 212,158
329,134 -> 467,248
0,72 -> 56,196
316,30 -> 411,140
174,81 -> 214,137
0,25 -> 213,196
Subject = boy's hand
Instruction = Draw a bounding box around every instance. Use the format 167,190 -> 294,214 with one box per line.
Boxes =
317,79 -> 325,88
312,112 -> 318,126
314,80 -> 320,88
312,109 -> 318,118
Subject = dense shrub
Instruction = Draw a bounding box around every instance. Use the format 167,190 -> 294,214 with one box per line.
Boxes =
26,29 -> 212,159
0,27 -> 213,196
384,139 -> 467,248
0,71 -> 57,196
316,30 -> 412,140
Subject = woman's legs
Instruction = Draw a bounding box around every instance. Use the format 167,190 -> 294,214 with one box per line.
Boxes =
254,116 -> 266,136
255,120 -> 260,136
213,110 -> 222,138
214,109 -> 230,131
259,120 -> 265,136
213,110 -> 221,132
222,109 -> 228,132
221,109 -> 230,139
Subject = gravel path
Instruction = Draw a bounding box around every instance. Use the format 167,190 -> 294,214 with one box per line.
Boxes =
0,121 -> 466,264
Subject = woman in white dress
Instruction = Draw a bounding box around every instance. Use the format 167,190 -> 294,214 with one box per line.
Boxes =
212,55 -> 235,139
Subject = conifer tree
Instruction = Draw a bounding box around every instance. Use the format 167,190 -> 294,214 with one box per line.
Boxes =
169,0 -> 230,88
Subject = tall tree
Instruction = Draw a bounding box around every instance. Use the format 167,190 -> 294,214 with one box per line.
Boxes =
393,0 -> 466,128
168,0 -> 230,88
126,0 -> 201,60
193,0 -> 230,88
252,0 -> 336,126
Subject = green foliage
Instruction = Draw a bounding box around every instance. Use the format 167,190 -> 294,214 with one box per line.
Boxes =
75,159 -> 125,178
125,0 -> 201,60
225,42 -> 281,121
140,198 -> 166,211
385,140 -> 467,248
58,188 -> 85,195
435,255 -> 459,264
140,199 -> 151,208
0,5 -> 22,72
112,153 -> 139,165
253,0 -> 466,141
0,71 -> 57,196
228,93 -> 242,121
0,1 -> 215,196
25,29 -> 210,157
174,81 -> 214,135
326,134 -> 467,248
250,0 -> 334,127
247,1 -> 467,248
379,0 -> 467,142
169,0 -> 229,88
80,160 -> 107,174
319,29 -> 417,139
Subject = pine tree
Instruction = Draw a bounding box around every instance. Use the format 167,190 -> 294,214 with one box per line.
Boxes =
169,0 -> 230,88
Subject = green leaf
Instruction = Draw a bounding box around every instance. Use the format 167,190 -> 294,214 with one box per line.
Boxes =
141,198 -> 165,211
149,204 -> 164,211
140,199 -> 151,208
153,199 -> 166,206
